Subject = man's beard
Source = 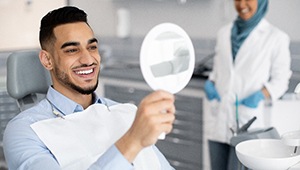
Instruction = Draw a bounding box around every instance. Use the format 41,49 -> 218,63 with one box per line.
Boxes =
54,66 -> 98,95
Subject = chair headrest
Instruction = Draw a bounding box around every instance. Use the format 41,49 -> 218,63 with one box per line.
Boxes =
6,50 -> 51,99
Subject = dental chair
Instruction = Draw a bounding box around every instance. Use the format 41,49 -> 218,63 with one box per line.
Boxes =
6,50 -> 51,111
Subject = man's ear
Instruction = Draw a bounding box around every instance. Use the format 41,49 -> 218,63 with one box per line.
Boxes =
39,50 -> 53,70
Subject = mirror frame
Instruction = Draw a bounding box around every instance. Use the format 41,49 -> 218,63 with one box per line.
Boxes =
140,23 -> 195,94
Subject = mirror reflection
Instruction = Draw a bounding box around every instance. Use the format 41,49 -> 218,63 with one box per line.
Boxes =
140,23 -> 195,94
150,32 -> 190,78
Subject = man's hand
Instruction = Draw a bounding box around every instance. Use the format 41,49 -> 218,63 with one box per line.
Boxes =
116,90 -> 176,162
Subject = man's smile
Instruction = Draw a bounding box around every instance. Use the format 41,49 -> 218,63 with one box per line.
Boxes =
75,68 -> 94,75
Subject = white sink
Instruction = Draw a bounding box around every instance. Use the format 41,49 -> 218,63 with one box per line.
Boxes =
236,139 -> 300,170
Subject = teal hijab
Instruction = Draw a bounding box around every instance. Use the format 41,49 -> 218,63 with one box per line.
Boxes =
231,0 -> 268,60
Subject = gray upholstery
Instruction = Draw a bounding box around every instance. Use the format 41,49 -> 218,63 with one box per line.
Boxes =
6,50 -> 51,110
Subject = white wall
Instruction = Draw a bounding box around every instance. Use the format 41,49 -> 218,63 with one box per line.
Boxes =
71,0 -> 234,39
71,0 -> 300,41
0,0 -> 65,51
0,0 -> 299,51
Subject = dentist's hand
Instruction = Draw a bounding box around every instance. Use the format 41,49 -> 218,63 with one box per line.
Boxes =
116,90 -> 175,162
240,90 -> 265,108
204,80 -> 221,101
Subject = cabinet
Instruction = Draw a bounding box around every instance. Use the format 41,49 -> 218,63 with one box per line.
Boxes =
98,67 -> 205,170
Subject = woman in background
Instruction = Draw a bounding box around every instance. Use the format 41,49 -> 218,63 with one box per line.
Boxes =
204,0 -> 292,169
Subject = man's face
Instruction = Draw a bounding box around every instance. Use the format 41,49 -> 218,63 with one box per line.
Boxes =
235,0 -> 258,21
50,22 -> 101,95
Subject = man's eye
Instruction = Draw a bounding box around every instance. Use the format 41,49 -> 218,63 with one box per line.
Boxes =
65,49 -> 78,53
88,45 -> 98,51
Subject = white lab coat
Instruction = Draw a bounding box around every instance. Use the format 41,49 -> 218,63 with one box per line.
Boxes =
207,19 -> 292,143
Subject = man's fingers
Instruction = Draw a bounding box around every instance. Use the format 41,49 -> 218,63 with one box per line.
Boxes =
140,90 -> 175,106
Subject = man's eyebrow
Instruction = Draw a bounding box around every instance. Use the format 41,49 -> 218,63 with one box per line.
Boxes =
88,38 -> 98,44
60,38 -> 98,49
61,42 -> 80,49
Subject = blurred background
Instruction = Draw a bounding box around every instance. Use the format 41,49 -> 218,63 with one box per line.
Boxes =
0,0 -> 299,169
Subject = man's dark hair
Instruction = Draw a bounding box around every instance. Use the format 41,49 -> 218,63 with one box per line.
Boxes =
39,6 -> 88,50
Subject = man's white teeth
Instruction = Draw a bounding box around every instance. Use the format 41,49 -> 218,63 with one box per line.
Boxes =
76,69 -> 93,75
241,8 -> 249,14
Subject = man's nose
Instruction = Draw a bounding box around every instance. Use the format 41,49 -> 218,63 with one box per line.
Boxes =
79,49 -> 96,65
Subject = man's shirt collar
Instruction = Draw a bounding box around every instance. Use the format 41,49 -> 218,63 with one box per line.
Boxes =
46,86 -> 102,116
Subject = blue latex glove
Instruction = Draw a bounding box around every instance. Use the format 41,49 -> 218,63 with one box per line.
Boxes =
204,80 -> 221,101
240,90 -> 265,108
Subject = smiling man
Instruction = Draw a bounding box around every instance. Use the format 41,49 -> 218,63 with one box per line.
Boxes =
39,21 -> 101,108
3,6 -> 175,170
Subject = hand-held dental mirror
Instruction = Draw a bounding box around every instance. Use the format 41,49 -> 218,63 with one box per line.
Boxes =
140,23 -> 195,139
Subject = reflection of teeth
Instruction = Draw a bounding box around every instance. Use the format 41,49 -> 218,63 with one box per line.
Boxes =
241,8 -> 249,13
76,69 -> 93,75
